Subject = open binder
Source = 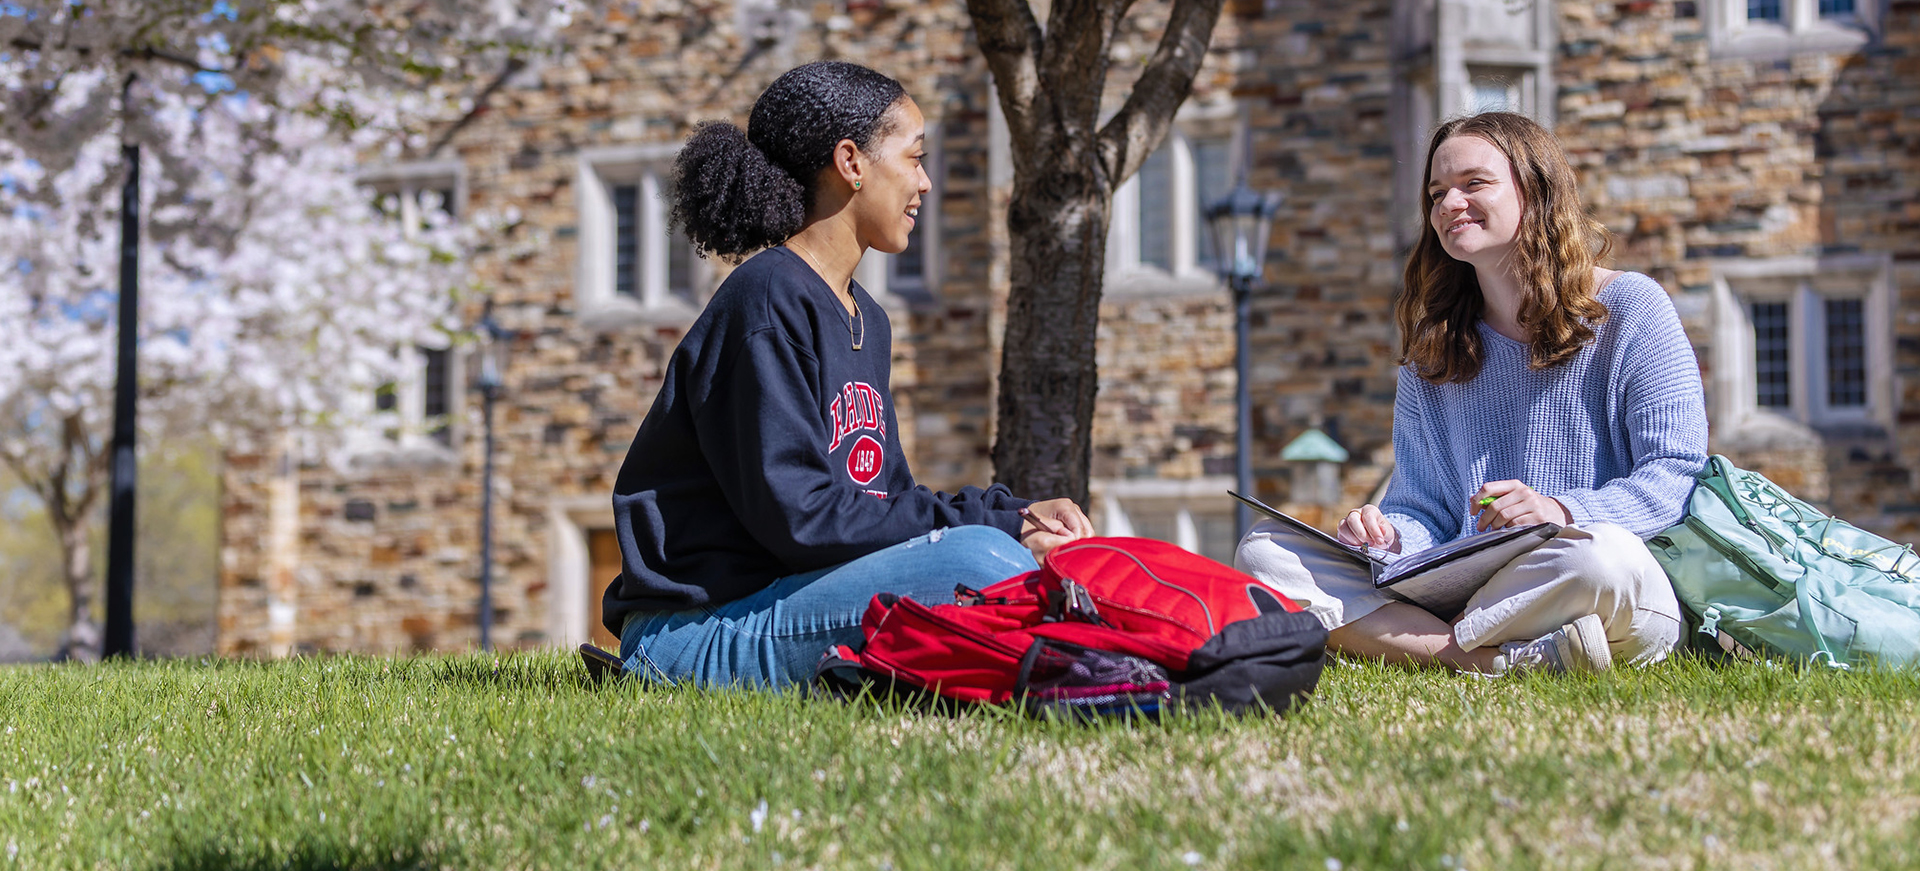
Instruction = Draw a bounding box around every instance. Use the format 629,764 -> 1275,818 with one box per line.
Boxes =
1230,491 -> 1559,620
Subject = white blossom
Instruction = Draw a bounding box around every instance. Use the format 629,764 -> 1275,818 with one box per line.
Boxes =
0,0 -> 579,658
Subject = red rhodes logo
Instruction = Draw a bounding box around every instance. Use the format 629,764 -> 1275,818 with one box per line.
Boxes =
846,435 -> 884,486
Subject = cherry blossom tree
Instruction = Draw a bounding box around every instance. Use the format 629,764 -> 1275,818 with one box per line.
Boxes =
0,1 -> 570,659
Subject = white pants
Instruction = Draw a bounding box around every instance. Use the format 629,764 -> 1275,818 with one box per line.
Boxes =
1234,520 -> 1683,666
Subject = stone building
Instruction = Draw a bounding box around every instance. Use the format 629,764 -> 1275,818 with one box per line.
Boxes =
218,0 -> 1919,655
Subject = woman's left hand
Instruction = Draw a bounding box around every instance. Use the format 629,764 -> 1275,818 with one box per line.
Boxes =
1471,480 -> 1571,532
1022,498 -> 1095,539
1017,498 -> 1094,560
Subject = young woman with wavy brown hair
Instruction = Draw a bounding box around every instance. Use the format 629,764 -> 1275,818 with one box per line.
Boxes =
1235,112 -> 1709,675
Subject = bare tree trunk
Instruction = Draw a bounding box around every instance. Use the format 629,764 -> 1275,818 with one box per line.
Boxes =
54,514 -> 101,662
967,0 -> 1227,504
993,170 -> 1112,502
12,412 -> 111,662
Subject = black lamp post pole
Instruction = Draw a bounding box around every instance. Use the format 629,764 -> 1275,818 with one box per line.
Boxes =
1209,178 -> 1281,540
478,380 -> 497,653
1233,272 -> 1253,536
476,316 -> 505,654
103,141 -> 140,659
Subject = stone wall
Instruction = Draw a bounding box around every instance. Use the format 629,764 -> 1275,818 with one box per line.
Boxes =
1556,0 -> 1920,538
1235,0 -> 1404,518
891,79 -> 1005,490
1092,293 -> 1241,482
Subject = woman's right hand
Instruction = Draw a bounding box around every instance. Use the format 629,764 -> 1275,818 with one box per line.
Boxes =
1336,504 -> 1400,553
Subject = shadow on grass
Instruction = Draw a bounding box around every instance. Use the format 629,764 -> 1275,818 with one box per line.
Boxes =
420,651 -> 595,693
153,838 -> 462,871
253,649 -> 599,696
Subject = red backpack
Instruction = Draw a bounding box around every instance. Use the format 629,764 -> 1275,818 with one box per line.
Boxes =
816,537 -> 1328,717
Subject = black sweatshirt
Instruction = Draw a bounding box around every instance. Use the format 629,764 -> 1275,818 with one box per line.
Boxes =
602,246 -> 1031,633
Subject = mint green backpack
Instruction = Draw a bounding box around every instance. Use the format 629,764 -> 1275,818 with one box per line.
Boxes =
1648,455 -> 1920,668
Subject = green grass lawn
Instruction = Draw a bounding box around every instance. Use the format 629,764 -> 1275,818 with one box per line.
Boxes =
3,651 -> 1918,870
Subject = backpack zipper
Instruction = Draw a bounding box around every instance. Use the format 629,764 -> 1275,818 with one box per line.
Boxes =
866,597 -> 1032,662
952,583 -> 1021,607
1047,541 -> 1217,636
1682,515 -> 1791,598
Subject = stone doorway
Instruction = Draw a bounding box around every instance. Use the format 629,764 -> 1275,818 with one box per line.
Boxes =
585,529 -> 623,651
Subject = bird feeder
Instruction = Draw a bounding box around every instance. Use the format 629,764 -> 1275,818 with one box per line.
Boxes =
1280,427 -> 1349,507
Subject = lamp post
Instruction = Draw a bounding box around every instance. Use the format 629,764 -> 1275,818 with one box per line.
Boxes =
474,314 -> 507,652
1205,179 -> 1283,535
103,139 -> 140,660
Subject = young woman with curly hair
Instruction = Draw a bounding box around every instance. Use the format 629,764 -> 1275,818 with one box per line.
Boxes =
602,61 -> 1092,688
1236,112 -> 1708,674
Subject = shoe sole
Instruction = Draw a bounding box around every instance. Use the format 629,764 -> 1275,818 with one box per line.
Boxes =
1557,614 -> 1613,672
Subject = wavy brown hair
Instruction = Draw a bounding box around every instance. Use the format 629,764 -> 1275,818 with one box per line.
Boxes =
1398,112 -> 1613,384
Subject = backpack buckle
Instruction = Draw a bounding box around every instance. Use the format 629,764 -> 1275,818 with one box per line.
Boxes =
1054,578 -> 1106,626
954,584 -> 1010,607
1699,605 -> 1723,636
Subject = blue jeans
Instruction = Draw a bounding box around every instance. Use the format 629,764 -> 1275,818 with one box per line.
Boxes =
619,526 -> 1038,688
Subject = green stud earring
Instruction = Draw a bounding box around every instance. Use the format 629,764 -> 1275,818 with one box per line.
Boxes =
853,181 -> 861,190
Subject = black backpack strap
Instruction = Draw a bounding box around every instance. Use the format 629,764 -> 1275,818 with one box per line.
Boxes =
1174,610 -> 1328,715
578,643 -> 626,685
812,645 -> 874,698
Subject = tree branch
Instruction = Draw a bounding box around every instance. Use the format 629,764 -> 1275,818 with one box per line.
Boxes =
77,421 -> 109,522
1034,0 -> 1131,154
124,45 -> 221,75
1095,0 -> 1225,186
963,0 -> 1043,143
6,37 -> 224,75
428,56 -> 527,157
53,412 -> 99,527
0,441 -> 55,511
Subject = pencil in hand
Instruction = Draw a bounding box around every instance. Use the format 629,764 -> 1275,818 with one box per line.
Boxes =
1018,506 -> 1067,537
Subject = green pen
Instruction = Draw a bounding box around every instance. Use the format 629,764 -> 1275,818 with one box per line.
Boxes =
1476,495 -> 1497,508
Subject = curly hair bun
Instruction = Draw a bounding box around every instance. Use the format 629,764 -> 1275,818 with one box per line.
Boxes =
667,61 -> 906,261
669,120 -> 807,260
748,61 -> 904,187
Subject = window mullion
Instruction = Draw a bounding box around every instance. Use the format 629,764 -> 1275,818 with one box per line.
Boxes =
1792,0 -> 1816,32
1720,281 -> 1757,422
398,347 -> 424,439
640,171 -> 667,307
1111,178 -> 1140,270
399,184 -> 421,242
1791,285 -> 1813,422
1870,272 -> 1892,425
1171,133 -> 1197,275
1811,285 -> 1833,418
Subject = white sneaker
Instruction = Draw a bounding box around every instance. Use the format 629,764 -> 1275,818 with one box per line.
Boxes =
1496,614 -> 1612,674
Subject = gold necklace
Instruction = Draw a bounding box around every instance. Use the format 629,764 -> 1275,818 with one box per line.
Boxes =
787,240 -> 863,351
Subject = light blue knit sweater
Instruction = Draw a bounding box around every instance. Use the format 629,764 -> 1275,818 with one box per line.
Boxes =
1380,271 -> 1709,554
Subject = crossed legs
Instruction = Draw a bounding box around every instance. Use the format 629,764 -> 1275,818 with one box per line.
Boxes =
1236,520 -> 1683,672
